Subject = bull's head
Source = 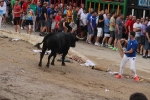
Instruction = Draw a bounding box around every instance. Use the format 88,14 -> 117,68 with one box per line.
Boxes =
69,32 -> 79,47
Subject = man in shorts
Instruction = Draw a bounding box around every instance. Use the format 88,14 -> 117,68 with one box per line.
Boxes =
140,20 -> 148,56
133,18 -> 142,53
13,0 -> 22,33
39,2 -> 47,36
94,10 -> 104,46
108,10 -> 116,48
143,25 -> 150,58
113,14 -> 124,51
87,11 -> 96,44
80,8 -> 88,38
101,13 -> 110,47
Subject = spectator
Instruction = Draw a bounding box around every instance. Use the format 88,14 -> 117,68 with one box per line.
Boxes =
80,8 -> 88,38
2,0 -> 7,27
0,1 -> 3,28
72,6 -> 79,24
39,2 -> 48,36
78,4 -> 84,16
143,24 -> 150,58
103,9 -> 108,19
140,17 -> 144,24
58,14 -> 66,32
130,92 -> 148,100
35,1 -> 41,31
125,15 -> 134,35
113,14 -> 124,51
66,5 -> 72,23
101,13 -> 111,47
51,15 -> 56,32
108,10 -> 116,48
21,0 -> 28,30
25,5 -> 34,34
30,0 -> 37,32
95,10 -> 104,46
13,0 -> 22,33
133,18 -> 142,53
140,20 -> 148,56
46,5 -> 53,33
87,11 -> 96,44
55,11 -> 62,32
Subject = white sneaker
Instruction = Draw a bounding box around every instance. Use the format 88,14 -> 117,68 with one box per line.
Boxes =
95,42 -> 100,46
21,27 -> 23,30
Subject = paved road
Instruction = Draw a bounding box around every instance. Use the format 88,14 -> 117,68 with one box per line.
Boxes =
2,24 -> 150,74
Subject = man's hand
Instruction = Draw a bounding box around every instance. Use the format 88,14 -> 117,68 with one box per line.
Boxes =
92,28 -> 94,31
148,39 -> 150,43
118,30 -> 120,35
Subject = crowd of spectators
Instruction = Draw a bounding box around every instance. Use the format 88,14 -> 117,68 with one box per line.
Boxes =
0,0 -> 150,58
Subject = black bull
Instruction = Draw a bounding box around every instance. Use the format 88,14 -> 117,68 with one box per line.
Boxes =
35,32 -> 79,67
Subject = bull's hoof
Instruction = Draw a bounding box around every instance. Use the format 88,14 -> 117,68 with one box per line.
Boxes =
51,62 -> 55,65
38,63 -> 42,67
62,63 -> 66,66
46,64 -> 49,68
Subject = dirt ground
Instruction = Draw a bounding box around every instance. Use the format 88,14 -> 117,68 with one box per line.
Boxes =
0,38 -> 150,100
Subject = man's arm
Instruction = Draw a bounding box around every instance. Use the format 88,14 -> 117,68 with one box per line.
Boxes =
80,14 -> 84,26
146,32 -> 150,40
124,48 -> 134,54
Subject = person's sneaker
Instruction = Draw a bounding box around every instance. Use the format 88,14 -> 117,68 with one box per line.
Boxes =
147,56 -> 150,58
109,45 -> 113,49
101,44 -> 104,47
142,55 -> 146,58
112,47 -> 116,51
115,48 -> 118,51
21,27 -> 23,30
94,42 -> 100,46
115,74 -> 121,79
134,76 -> 139,82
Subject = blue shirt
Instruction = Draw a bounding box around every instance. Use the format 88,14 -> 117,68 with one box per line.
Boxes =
88,16 -> 96,29
104,18 -> 110,32
37,6 -> 41,17
47,8 -> 52,19
126,39 -> 138,57
87,13 -> 92,24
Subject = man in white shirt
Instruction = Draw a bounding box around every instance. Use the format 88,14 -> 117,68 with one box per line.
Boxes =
78,4 -> 84,16
80,8 -> 87,38
103,9 -> 108,19
133,18 -> 142,53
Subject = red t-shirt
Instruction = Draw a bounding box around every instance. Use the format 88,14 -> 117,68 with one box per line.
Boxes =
22,2 -> 28,12
126,19 -> 134,34
55,15 -> 61,28
14,5 -> 21,17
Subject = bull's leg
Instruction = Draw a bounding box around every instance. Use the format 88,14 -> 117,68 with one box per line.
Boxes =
62,51 -> 68,66
39,46 -> 47,67
51,53 -> 56,65
46,52 -> 54,67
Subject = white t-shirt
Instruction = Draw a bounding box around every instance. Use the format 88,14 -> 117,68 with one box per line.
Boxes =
2,1 -> 6,14
103,14 -> 107,19
80,12 -> 88,26
133,23 -> 142,37
78,8 -> 83,15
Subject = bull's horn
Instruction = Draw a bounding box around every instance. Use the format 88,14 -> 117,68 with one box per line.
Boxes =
76,35 -> 86,40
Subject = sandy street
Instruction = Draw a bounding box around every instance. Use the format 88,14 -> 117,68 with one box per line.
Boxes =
0,36 -> 150,100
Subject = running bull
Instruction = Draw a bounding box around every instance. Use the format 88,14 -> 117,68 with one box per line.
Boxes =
35,32 -> 78,67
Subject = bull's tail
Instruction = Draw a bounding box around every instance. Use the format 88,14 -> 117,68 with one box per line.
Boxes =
34,42 -> 43,49
34,33 -> 55,49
